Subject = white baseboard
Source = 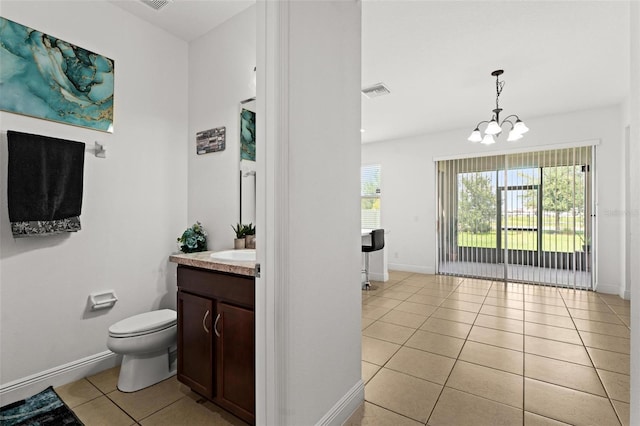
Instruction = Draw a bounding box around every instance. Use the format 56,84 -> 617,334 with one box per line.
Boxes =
0,351 -> 119,406
315,380 -> 364,426
387,263 -> 436,275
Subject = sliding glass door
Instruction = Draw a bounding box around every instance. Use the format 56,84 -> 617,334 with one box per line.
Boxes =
437,146 -> 594,289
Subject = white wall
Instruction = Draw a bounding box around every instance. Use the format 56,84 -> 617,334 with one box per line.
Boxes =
628,2 -> 639,424
0,0 -> 188,389
362,105 -> 625,294
188,6 -> 256,250
257,1 -> 363,424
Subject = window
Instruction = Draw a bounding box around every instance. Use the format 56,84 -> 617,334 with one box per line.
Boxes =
361,164 -> 381,229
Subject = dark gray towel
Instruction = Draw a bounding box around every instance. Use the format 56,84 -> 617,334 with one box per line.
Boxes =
7,131 -> 85,237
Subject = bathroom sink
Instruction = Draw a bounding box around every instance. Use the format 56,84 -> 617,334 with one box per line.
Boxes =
210,249 -> 256,262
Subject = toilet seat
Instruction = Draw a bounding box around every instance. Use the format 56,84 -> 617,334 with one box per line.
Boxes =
109,309 -> 176,338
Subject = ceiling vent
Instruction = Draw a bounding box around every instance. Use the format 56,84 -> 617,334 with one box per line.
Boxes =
362,82 -> 391,99
139,0 -> 173,11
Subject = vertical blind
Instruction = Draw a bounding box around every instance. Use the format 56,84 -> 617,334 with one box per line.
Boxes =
361,164 -> 381,229
437,146 -> 594,289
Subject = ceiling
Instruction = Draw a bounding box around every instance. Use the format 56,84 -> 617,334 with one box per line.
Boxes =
110,0 -> 631,144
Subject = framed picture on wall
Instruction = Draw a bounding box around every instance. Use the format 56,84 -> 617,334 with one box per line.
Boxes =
196,126 -> 226,155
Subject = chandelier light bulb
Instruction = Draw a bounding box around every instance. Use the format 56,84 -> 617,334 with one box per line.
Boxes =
513,119 -> 529,135
481,134 -> 496,145
485,120 -> 502,135
468,128 -> 482,142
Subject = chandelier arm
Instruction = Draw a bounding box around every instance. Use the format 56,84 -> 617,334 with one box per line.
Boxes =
500,114 -> 520,128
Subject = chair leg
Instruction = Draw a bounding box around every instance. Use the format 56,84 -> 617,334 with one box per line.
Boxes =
363,252 -> 371,290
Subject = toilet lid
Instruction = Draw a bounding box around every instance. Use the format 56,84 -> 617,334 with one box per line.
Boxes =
109,309 -> 176,337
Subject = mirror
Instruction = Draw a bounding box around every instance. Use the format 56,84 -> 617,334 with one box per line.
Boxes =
239,98 -> 256,225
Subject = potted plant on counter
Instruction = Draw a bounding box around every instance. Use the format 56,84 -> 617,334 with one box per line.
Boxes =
232,223 -> 247,249
244,223 -> 256,249
177,222 -> 208,253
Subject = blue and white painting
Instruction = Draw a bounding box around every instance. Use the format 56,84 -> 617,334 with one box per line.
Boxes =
0,17 -> 114,132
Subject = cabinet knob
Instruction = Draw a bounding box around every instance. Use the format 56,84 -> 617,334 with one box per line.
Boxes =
203,310 -> 210,333
214,313 -> 221,338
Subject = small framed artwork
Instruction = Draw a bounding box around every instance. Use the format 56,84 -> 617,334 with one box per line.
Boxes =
196,126 -> 226,155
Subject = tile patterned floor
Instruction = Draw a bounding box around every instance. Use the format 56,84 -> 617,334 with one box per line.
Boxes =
56,271 -> 630,425
56,367 -> 248,425
347,271 -> 631,426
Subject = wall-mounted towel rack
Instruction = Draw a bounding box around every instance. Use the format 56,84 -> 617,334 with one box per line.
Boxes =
3,130 -> 106,159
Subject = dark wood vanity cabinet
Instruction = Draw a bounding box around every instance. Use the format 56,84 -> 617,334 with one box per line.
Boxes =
176,265 -> 255,425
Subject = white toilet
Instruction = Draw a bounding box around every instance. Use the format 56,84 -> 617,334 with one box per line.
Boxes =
107,309 -> 177,392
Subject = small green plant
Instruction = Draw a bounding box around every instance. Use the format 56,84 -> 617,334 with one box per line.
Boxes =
244,223 -> 255,236
177,222 -> 207,253
232,223 -> 246,239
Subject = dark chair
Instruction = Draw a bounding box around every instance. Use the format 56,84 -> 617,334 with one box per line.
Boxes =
362,229 -> 385,290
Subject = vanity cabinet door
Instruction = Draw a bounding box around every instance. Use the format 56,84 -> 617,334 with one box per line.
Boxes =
214,301 -> 255,425
177,290 -> 214,399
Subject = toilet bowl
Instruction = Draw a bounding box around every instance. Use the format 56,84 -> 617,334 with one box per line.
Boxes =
107,309 -> 177,392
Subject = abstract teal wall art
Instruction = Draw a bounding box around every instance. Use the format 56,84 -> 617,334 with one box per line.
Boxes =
0,17 -> 114,132
240,108 -> 255,161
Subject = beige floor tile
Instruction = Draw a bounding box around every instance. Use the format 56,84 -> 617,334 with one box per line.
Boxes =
475,314 -> 523,334
389,271 -> 414,281
608,305 -> 630,316
362,305 -> 393,320
578,330 -> 630,354
86,366 -> 120,394
454,286 -> 489,296
524,311 -> 575,329
392,282 -> 423,291
379,309 -> 428,329
524,322 -> 582,345
377,289 -> 415,301
572,318 -> 630,338
524,295 -> 566,307
487,290 -> 526,301
363,321 -> 416,345
524,336 -> 591,366
364,296 -> 403,309
562,300 -> 612,312
415,287 -> 452,298
619,315 -> 631,327
404,330 -> 465,358
395,301 -> 439,316
458,340 -> 523,375
568,308 -> 624,325
479,305 -> 524,321
612,400 -> 630,426
73,395 -> 135,426
55,378 -> 102,408
446,361 -> 523,408
362,316 -> 376,330
524,378 -> 619,426
362,361 -> 381,385
406,293 -> 446,306
447,292 -> 486,304
597,294 -> 630,306
427,387 -> 522,426
106,376 -> 191,421
597,369 -> 630,403
140,396 -> 247,425
362,336 -> 401,365
365,368 -> 441,423
524,353 -> 605,396
439,299 -> 483,313
344,401 -> 423,426
467,326 -> 523,351
386,346 -> 455,385
524,411 -> 571,425
586,347 -> 630,375
483,296 -> 524,310
524,302 -> 569,316
431,307 -> 477,324
420,317 -> 472,339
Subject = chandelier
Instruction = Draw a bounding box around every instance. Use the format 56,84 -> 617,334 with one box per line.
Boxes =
468,69 -> 529,145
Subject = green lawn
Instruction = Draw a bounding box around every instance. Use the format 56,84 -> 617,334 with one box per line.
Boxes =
458,231 -> 584,252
